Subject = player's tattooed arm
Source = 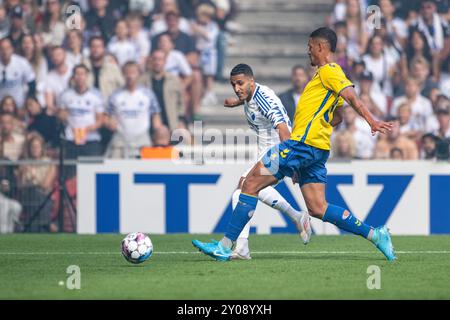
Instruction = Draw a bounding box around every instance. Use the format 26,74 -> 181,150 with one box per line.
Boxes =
340,87 -> 393,135
224,98 -> 245,108
276,123 -> 291,142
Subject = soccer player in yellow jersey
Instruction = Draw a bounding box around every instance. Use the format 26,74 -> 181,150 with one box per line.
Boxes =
193,27 -> 396,261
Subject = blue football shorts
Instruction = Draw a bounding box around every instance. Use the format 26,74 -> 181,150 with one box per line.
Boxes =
261,139 -> 330,186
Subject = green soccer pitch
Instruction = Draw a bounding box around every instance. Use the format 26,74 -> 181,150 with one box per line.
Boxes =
1,234 -> 450,299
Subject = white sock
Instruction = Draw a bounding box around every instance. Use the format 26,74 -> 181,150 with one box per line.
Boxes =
232,188 -> 251,240
258,186 -> 306,223
220,237 -> 233,249
234,238 -> 250,256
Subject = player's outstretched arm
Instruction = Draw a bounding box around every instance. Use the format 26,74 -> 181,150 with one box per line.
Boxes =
340,87 -> 393,135
224,98 -> 245,108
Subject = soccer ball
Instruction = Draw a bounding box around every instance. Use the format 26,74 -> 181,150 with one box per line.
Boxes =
121,232 -> 153,264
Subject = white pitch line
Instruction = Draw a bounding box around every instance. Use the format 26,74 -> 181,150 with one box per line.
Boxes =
0,251 -> 449,255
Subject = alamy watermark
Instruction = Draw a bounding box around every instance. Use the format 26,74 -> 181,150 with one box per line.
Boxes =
59,265 -> 81,290
366,265 -> 381,290
169,121 -> 279,176
366,5 -> 382,30
65,5 -> 82,30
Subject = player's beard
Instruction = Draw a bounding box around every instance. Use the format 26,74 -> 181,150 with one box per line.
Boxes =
245,84 -> 253,100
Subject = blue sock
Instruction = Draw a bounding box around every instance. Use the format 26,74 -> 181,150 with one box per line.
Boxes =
225,193 -> 258,241
323,204 -> 372,239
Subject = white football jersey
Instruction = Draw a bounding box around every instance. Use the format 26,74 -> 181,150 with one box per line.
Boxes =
59,88 -> 104,142
108,86 -> 161,139
245,83 -> 292,156
0,54 -> 36,108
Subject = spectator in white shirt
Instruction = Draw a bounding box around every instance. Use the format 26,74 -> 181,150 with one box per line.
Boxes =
157,34 -> 192,79
65,30 -> 86,67
363,35 -> 397,97
339,106 -> 377,159
105,61 -> 164,158
409,55 -> 439,100
397,102 -> 423,140
378,0 -> 408,48
331,129 -> 357,160
45,46 -> 73,115
0,189 -> 21,234
0,38 -> 36,111
330,0 -> 346,23
127,13 -> 151,69
38,0 -> 66,47
57,64 -> 105,159
411,0 -> 450,53
355,70 -> 387,118
107,19 -> 140,67
18,34 -> 48,108
343,0 -> 369,62
0,113 -> 25,161
150,0 -> 191,37
191,4 -> 220,107
392,78 -> 435,131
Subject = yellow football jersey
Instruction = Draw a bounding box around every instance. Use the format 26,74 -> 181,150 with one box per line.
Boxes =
291,62 -> 353,150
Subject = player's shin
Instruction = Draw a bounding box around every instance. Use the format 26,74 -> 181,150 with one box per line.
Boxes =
221,193 -> 258,249
322,204 -> 373,240
258,186 -> 305,221
232,189 -> 251,239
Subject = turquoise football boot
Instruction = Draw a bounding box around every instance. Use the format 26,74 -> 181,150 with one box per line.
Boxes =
372,226 -> 397,261
192,239 -> 232,261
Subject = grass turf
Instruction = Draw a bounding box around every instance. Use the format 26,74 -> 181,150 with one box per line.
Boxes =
0,234 -> 450,299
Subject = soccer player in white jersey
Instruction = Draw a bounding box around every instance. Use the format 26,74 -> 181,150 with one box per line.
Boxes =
106,61 -> 164,158
223,64 -> 311,260
0,38 -> 36,111
58,64 -> 105,158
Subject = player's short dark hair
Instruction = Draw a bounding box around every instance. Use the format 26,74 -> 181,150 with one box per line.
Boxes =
310,27 -> 337,53
230,63 -> 254,77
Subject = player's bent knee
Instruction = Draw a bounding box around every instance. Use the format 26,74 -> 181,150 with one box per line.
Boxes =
241,178 -> 258,195
307,202 -> 328,219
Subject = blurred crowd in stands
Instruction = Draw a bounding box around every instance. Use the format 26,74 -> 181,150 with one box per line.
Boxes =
0,0 -> 237,163
279,0 -> 450,161
323,0 -> 450,160
0,0 -> 237,232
